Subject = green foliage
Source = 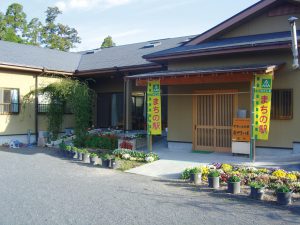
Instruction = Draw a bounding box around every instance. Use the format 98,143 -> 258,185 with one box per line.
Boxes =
145,152 -> 160,161
85,134 -> 118,150
208,170 -> 220,178
228,175 -> 241,183
59,141 -> 66,150
0,4 -> 80,51
90,153 -> 98,158
101,35 -> 115,48
181,168 -> 192,180
24,78 -> 94,145
249,181 -> 265,189
276,185 -> 291,193
190,167 -> 202,175
112,149 -> 159,162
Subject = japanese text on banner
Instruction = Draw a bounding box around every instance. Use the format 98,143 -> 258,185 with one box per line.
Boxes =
147,80 -> 162,135
254,73 -> 273,140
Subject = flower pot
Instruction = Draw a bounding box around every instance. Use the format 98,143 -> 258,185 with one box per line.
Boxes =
192,173 -> 202,185
228,182 -> 241,194
102,159 -> 110,168
250,187 -> 264,200
276,192 -> 292,205
82,153 -> 90,163
109,159 -> 117,169
208,176 -> 219,189
78,152 -> 83,161
90,156 -> 99,166
73,151 -> 78,159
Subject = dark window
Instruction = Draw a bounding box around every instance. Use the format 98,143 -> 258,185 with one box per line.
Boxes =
97,93 -> 124,128
0,88 -> 19,114
271,89 -> 293,120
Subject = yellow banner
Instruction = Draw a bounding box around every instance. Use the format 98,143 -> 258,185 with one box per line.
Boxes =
147,80 -> 162,135
253,73 -> 273,140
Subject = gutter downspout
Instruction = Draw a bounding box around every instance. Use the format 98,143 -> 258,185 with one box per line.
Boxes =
35,68 -> 47,144
289,16 -> 299,69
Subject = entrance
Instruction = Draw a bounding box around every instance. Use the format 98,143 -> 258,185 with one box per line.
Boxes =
193,90 -> 237,152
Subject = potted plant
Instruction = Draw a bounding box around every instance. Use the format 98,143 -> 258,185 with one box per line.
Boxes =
190,167 -> 202,185
77,148 -> 83,161
109,156 -> 117,169
276,185 -> 292,205
249,181 -> 265,200
208,170 -> 220,189
65,145 -> 74,158
72,147 -> 78,159
90,153 -> 99,166
101,154 -> 111,168
227,175 -> 241,194
82,149 -> 90,163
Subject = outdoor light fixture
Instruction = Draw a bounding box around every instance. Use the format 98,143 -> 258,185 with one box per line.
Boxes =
288,16 -> 299,69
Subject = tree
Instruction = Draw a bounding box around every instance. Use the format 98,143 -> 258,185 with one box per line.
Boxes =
0,4 -> 81,51
1,3 -> 27,43
24,18 -> 43,46
42,7 -> 81,51
101,36 -> 115,48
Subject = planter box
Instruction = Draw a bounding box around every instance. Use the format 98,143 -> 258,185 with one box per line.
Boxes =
136,137 -> 147,149
118,139 -> 136,150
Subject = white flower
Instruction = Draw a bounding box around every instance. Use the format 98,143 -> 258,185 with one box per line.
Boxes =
145,156 -> 154,162
246,167 -> 258,172
122,154 -> 130,159
129,157 -> 137,161
208,165 -> 216,170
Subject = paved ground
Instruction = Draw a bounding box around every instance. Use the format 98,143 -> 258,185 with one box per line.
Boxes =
128,140 -> 300,179
0,147 -> 300,225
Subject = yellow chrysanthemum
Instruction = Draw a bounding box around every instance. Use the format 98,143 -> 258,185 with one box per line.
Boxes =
272,170 -> 287,179
221,164 -> 233,173
286,173 -> 297,181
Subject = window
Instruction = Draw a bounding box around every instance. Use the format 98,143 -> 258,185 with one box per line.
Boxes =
271,89 -> 293,120
0,88 -> 19,114
38,93 -> 73,114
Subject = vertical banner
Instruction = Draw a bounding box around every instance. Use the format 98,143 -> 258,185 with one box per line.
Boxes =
253,73 -> 273,140
147,80 -> 162,135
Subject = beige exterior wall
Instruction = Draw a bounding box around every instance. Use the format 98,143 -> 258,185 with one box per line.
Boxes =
222,11 -> 300,38
167,50 -> 300,148
0,69 -> 74,136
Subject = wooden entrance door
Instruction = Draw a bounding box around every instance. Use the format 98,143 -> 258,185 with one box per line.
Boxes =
193,90 -> 237,152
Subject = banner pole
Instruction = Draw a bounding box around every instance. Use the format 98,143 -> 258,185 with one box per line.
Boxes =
250,76 -> 255,162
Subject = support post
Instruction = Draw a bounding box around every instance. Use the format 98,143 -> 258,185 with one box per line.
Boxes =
35,74 -> 38,144
125,79 -> 132,131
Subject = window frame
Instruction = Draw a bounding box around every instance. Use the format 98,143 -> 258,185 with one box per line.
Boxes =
271,88 -> 293,120
0,87 -> 20,115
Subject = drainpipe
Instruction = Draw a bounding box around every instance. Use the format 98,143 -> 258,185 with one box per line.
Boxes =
288,16 -> 299,69
35,68 -> 46,144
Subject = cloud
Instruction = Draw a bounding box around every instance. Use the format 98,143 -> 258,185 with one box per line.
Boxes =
55,0 -> 134,11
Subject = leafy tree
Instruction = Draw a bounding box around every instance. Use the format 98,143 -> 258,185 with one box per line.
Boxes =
101,35 -> 115,48
24,18 -> 43,46
0,4 -> 81,51
42,7 -> 81,51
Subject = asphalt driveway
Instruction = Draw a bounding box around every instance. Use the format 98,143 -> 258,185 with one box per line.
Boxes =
0,147 -> 299,225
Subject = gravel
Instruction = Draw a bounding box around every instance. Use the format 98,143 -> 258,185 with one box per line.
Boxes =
0,147 -> 299,225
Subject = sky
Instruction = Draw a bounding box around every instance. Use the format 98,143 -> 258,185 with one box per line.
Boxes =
1,0 -> 260,51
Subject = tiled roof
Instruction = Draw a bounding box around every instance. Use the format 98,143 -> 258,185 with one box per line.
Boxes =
0,40 -> 81,72
77,36 -> 194,72
144,31 -> 297,59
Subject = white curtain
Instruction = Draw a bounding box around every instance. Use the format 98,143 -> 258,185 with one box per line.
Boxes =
10,89 -> 19,113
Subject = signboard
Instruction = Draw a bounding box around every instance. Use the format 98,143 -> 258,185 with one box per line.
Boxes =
147,80 -> 162,135
253,73 -> 273,140
232,118 -> 251,142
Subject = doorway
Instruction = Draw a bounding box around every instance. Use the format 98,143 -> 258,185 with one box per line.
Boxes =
193,90 -> 237,152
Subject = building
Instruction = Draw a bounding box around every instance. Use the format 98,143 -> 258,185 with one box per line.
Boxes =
0,0 -> 299,152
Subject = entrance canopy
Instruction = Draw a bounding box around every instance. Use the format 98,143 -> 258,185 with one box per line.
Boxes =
126,63 -> 283,86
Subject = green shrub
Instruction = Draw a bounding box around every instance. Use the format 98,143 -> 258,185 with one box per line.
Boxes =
190,167 -> 202,175
276,185 -> 291,193
181,168 -> 192,180
228,175 -> 241,183
249,181 -> 265,189
208,170 -> 220,178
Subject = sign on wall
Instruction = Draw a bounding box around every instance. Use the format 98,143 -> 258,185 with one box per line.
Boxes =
253,73 -> 273,140
147,80 -> 162,135
232,118 -> 251,142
